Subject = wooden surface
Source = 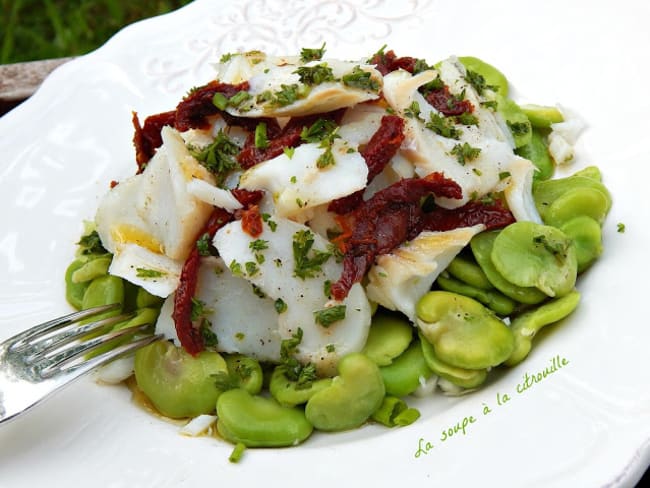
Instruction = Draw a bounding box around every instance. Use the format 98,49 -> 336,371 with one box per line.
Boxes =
0,57 -> 74,115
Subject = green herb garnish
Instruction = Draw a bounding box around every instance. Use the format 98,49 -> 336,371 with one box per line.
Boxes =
313,305 -> 347,327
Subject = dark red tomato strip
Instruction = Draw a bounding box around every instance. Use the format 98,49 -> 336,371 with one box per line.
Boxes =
240,205 -> 263,237
174,80 -> 250,131
330,173 -> 462,300
329,115 -> 405,214
422,199 -> 515,232
368,49 -> 418,75
425,86 -> 474,116
231,188 -> 264,207
132,110 -> 176,172
173,207 -> 233,355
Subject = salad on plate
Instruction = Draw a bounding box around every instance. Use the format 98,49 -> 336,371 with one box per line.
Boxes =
64,44 -> 611,457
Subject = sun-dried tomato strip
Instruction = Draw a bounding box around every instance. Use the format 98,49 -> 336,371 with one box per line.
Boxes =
132,110 -> 176,172
237,110 -> 345,169
231,188 -> 264,207
425,86 -> 474,116
330,173 -> 462,300
240,205 -> 263,238
328,115 -> 405,214
422,199 -> 515,232
173,207 -> 233,355
174,80 -> 250,132
368,49 -> 418,75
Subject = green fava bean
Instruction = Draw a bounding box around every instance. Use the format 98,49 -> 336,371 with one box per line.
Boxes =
305,353 -> 385,432
446,255 -> 493,290
371,396 -> 420,427
223,354 -> 264,395
416,291 -> 514,370
520,104 -> 564,129
269,366 -> 332,407
506,290 -> 580,366
419,332 -> 488,389
134,340 -> 228,418
572,165 -> 602,181
533,173 -> 612,223
515,129 -> 554,181
216,388 -> 313,447
87,307 -> 159,358
458,56 -> 509,97
136,286 -> 164,309
437,273 -> 517,316
81,275 -> 125,317
496,95 -> 532,148
471,231 -> 547,304
380,339 -> 434,397
491,222 -> 577,297
544,187 -> 610,227
560,216 -> 603,273
362,312 -> 413,366
70,256 -> 111,283
65,259 -> 91,310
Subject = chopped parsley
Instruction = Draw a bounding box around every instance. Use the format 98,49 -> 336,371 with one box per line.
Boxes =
279,328 -> 317,389
219,52 -> 238,63
425,113 -> 462,139
188,130 -> 240,185
283,147 -> 295,159
465,69 -> 499,96
245,261 -> 259,276
275,298 -> 288,313
196,232 -> 216,257
450,142 -> 481,165
499,171 -> 512,180
300,43 -> 326,62
413,58 -> 435,74
316,144 -> 336,169
341,66 -> 380,91
456,112 -> 479,126
292,230 -> 332,279
404,101 -> 421,119
254,122 -> 268,149
135,268 -> 166,279
293,63 -> 336,86
300,118 -> 339,143
77,230 -> 107,255
270,84 -> 310,107
201,325 -> 219,348
507,120 -> 531,137
229,260 -> 243,277
251,284 -> 266,298
261,213 -> 278,232
314,305 -> 347,327
617,222 -> 626,233
249,239 -> 269,251
480,100 -> 498,111
533,234 -> 570,259
326,344 -> 336,353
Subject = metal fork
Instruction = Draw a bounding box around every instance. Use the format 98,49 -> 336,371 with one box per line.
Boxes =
0,303 -> 163,425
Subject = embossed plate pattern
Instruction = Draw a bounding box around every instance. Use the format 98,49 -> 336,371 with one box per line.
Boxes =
0,1 -> 649,486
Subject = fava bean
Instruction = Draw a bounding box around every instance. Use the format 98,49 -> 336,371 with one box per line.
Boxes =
437,273 -> 517,316
416,291 -> 514,370
533,172 -> 612,223
446,255 -> 493,290
269,366 -> 332,407
544,186 -> 610,227
223,354 -> 264,395
506,290 -> 580,366
70,256 -> 111,283
471,231 -> 547,304
134,340 -> 227,418
560,216 -> 603,272
216,388 -> 313,447
516,129 -> 554,181
520,104 -> 564,129
380,339 -> 434,397
81,275 -> 125,317
419,332 -> 488,389
362,312 -> 413,366
371,396 -> 420,427
305,353 -> 385,432
135,286 -> 164,309
65,259 -> 91,310
491,221 -> 577,297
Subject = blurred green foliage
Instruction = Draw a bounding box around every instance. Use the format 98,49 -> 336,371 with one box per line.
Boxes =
1,0 -> 193,63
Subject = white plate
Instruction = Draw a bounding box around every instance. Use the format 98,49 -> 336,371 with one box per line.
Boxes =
1,0 -> 649,486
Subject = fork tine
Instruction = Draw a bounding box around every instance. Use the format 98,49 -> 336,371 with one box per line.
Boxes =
8,304 -> 121,351
41,331 -> 164,379
19,312 -> 136,359
37,323 -> 155,377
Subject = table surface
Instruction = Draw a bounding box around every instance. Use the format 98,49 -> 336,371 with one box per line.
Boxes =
1,58 -> 648,488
